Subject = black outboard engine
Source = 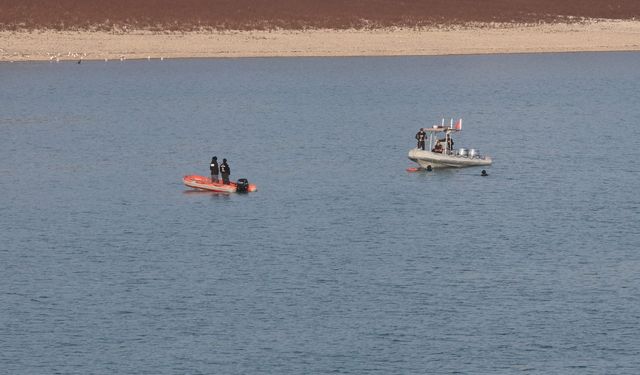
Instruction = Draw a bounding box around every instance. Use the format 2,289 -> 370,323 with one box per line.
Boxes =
236,178 -> 249,193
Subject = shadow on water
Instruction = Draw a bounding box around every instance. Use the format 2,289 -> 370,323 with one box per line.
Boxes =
407,165 -> 490,177
182,189 -> 231,198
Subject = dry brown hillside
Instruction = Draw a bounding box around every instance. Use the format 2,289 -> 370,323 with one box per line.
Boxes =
1,0 -> 639,30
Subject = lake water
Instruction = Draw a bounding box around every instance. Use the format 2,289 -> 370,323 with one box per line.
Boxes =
1,53 -> 640,374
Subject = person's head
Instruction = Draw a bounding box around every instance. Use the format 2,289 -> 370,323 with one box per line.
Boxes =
223,158 -> 227,163
481,170 -> 488,176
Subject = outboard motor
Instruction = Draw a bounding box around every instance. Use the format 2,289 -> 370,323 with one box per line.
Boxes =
236,178 -> 249,193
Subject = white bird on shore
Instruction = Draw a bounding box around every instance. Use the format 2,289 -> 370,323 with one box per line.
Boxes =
160,57 -> 164,61
147,56 -> 151,61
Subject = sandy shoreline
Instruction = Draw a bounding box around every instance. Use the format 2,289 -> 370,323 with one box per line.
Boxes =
2,20 -> 640,61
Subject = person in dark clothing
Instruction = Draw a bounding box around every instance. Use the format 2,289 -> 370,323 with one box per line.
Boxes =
210,156 -> 219,183
415,128 -> 426,150
220,158 -> 230,185
445,133 -> 454,151
432,141 -> 443,153
439,133 -> 454,154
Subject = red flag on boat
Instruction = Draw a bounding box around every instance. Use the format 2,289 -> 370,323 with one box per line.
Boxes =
454,118 -> 462,130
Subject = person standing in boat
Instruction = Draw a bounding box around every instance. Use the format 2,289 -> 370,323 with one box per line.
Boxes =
220,158 -> 231,185
445,133 -> 454,152
210,156 -> 219,183
415,128 -> 426,150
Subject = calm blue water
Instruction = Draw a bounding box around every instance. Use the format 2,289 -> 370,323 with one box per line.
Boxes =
1,53 -> 640,374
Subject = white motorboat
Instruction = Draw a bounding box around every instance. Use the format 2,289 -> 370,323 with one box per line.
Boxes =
408,120 -> 492,169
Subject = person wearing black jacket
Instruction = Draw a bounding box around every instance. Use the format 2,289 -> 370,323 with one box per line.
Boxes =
210,156 -> 219,183
415,128 -> 426,150
220,158 -> 230,185
444,133 -> 454,152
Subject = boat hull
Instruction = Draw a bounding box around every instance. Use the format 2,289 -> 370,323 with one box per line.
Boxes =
408,148 -> 492,169
183,175 -> 257,193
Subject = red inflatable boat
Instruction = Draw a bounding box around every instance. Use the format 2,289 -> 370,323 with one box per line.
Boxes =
183,175 -> 257,193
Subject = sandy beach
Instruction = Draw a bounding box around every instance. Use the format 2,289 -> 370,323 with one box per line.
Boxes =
2,20 -> 640,62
